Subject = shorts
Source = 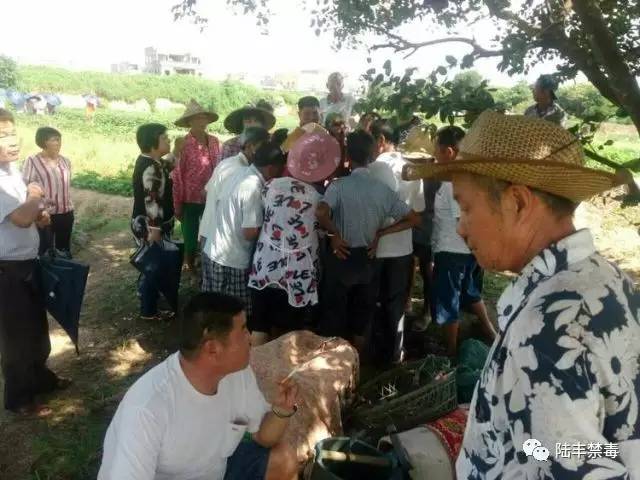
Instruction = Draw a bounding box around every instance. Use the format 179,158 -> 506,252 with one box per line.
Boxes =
224,439 -> 270,480
201,254 -> 252,316
431,252 -> 483,325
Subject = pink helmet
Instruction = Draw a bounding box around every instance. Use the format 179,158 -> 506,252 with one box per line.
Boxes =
287,130 -> 341,184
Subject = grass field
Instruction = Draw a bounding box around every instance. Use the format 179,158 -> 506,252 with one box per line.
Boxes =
15,107 -> 301,196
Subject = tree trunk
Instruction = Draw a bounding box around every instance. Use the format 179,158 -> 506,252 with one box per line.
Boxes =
572,0 -> 640,138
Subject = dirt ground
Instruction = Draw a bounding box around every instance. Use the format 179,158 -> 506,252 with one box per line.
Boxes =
0,187 -> 637,479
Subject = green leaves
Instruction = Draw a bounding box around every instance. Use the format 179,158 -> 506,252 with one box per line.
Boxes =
357,65 -> 495,128
383,60 -> 392,75
460,54 -> 476,69
0,55 -> 19,89
557,84 -> 618,123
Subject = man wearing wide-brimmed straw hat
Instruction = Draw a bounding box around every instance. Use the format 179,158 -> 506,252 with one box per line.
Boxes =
221,101 -> 276,160
172,99 -> 220,274
403,111 -> 639,478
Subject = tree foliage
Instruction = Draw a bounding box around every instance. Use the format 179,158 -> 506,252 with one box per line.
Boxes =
0,55 -> 19,89
557,83 -> 619,123
355,67 -> 495,128
492,80 -> 531,111
176,0 -> 640,138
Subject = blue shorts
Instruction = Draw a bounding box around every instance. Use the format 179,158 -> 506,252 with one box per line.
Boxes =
224,439 -> 270,480
431,252 -> 483,325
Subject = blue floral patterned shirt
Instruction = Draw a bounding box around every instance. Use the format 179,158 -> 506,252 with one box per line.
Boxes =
457,229 -> 640,479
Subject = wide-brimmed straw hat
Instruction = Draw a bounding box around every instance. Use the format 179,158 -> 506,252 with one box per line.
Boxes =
287,129 -> 341,184
224,105 -> 276,134
175,99 -> 219,128
402,111 -> 625,202
281,123 -> 328,152
399,124 -> 436,160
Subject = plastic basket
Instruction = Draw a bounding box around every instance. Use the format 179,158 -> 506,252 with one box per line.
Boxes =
346,356 -> 457,437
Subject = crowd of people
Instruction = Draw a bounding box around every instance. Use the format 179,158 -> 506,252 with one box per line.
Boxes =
129,78 -> 496,364
0,70 -> 638,480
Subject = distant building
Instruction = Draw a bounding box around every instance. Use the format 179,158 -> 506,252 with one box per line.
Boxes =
144,47 -> 203,76
260,73 -> 298,91
111,62 -> 141,74
298,69 -> 328,93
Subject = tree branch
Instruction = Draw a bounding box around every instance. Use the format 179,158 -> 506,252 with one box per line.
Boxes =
571,0 -> 640,134
371,35 -> 503,60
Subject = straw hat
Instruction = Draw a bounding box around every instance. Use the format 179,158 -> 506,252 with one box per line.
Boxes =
402,111 -> 625,202
224,105 -> 276,134
399,124 -> 436,160
287,130 -> 341,184
282,123 -> 328,152
175,99 -> 219,128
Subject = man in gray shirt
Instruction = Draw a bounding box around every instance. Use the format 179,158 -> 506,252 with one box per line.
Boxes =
0,109 -> 68,415
316,130 -> 420,356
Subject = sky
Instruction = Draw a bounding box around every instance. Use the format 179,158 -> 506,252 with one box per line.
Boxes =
0,0 -> 566,89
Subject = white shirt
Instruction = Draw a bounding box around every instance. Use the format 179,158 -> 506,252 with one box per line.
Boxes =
0,163 -> 39,261
204,165 -> 264,269
369,152 -> 425,258
319,93 -> 357,127
199,152 -> 249,240
98,353 -> 270,480
431,181 -> 470,255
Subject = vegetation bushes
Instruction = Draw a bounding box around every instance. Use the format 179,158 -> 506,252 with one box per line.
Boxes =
16,65 -> 300,116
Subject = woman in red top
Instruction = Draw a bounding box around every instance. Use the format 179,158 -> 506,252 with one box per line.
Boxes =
172,100 -> 220,273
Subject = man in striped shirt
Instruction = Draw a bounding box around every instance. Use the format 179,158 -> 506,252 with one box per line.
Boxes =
0,109 -> 69,415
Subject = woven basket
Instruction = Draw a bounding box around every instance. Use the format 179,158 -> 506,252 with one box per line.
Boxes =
346,356 -> 457,437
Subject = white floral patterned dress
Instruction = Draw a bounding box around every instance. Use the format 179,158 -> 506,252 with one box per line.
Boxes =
457,229 -> 640,479
248,177 -> 321,307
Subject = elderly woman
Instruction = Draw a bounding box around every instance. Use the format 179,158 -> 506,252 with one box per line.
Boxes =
172,99 -> 220,273
404,111 -> 639,478
131,123 -> 176,320
247,130 -> 341,346
22,127 -> 74,256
